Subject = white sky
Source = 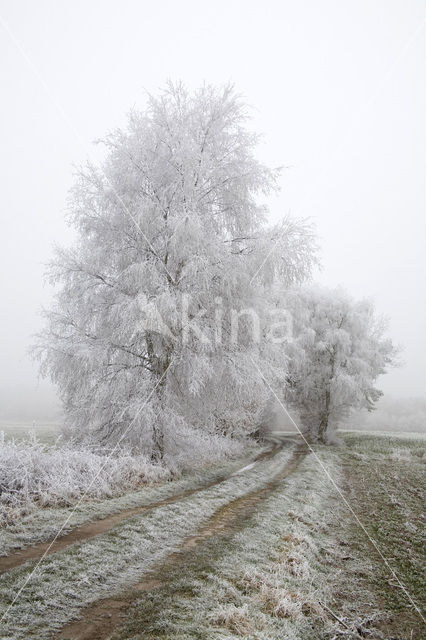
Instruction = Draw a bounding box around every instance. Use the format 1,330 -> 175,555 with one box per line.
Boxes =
1,0 -> 425,420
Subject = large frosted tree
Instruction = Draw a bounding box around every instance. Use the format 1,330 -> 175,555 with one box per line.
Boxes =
36,83 -> 316,461
283,286 -> 397,443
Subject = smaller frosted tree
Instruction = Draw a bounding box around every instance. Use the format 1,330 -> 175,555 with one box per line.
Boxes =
283,286 -> 398,443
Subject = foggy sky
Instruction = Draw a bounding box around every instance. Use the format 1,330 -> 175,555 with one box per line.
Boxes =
1,0 -> 425,422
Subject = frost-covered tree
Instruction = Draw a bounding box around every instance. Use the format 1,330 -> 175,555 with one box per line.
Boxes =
283,286 -> 398,443
35,83 -> 316,462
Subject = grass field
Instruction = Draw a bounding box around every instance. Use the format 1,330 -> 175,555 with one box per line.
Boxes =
0,422 -> 60,444
339,433 -> 426,638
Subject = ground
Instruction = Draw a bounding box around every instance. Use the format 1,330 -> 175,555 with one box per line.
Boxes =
339,433 -> 426,638
0,433 -> 425,639
0,422 -> 59,444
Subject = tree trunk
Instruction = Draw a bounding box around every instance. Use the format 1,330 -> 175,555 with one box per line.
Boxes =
318,388 -> 330,444
151,421 -> 164,462
146,333 -> 171,462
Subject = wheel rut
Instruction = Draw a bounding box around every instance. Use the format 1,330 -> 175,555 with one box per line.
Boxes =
56,444 -> 309,640
0,443 -> 285,575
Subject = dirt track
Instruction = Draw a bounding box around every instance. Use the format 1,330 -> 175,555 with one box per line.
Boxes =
0,443 -> 284,575
56,444 -> 308,640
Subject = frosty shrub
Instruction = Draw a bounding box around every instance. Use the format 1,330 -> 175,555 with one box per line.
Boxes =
161,424 -> 246,475
0,431 -> 170,525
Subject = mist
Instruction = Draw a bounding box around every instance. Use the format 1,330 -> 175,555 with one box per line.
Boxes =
1,0 -> 426,422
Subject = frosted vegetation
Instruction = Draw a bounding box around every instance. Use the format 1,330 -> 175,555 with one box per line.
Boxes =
0,83 -> 398,525
4,435 -> 420,639
150,436 -> 424,640
0,443 -> 258,558
34,82 -> 317,460
282,286 -> 397,442
0,429 -> 245,527
0,432 -> 166,527
134,450 -> 346,640
0,447 -> 295,639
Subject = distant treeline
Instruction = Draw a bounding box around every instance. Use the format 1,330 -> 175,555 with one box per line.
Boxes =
345,396 -> 426,433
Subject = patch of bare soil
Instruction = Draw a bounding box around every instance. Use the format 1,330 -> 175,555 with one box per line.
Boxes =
0,444 -> 284,576
56,445 -> 309,640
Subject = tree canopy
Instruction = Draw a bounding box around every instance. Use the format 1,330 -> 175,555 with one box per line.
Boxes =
283,286 -> 398,443
35,82 -> 316,461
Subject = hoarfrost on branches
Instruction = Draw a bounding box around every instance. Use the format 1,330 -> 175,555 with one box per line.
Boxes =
282,286 -> 398,443
34,82 -> 317,461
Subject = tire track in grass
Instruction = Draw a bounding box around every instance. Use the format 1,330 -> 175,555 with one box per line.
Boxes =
56,445 -> 309,640
0,442 -> 289,575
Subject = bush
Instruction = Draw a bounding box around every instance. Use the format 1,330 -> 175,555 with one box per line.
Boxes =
0,431 -> 169,525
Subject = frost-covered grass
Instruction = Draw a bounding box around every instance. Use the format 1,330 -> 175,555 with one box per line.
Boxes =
0,444 -> 295,639
341,433 -> 426,637
116,436 -> 426,640
340,428 -> 426,440
0,429 -> 248,531
3,434 -> 422,639
117,449 -> 346,640
0,435 -> 256,557
342,431 -> 426,462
